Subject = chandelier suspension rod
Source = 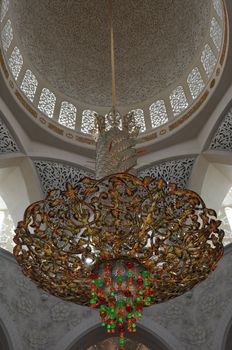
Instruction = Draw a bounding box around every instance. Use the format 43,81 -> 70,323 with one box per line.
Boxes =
109,0 -> 117,114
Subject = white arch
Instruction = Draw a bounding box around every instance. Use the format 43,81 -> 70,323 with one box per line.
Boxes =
213,293 -> 232,349
0,303 -> 23,350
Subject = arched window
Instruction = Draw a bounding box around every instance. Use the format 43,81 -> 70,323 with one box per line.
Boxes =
58,101 -> 77,129
213,0 -> 223,20
129,109 -> 146,133
1,19 -> 13,52
210,17 -> 223,51
81,110 -> 97,134
0,0 -> 10,23
169,86 -> 188,117
187,67 -> 205,100
149,100 -> 168,128
20,69 -> 38,102
8,46 -> 23,80
38,88 -> 56,118
201,44 -> 217,77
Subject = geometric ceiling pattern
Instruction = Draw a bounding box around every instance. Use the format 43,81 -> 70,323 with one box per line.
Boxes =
33,157 -> 196,196
138,157 -> 195,189
0,115 -> 20,153
210,107 -> 232,151
33,160 -> 94,195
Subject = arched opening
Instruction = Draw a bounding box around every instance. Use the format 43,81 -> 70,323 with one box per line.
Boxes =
0,320 -> 12,350
67,325 -> 171,350
0,194 -> 14,252
191,159 -> 232,247
86,337 -> 149,350
201,163 -> 232,246
0,161 -> 42,253
224,321 -> 232,350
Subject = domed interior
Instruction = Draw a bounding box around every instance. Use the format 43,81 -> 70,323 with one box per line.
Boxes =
10,0 -> 211,107
0,0 -> 226,140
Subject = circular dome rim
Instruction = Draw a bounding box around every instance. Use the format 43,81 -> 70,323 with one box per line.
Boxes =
0,0 -> 228,147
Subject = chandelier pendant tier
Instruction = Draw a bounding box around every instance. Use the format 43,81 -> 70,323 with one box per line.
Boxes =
13,1 -> 224,349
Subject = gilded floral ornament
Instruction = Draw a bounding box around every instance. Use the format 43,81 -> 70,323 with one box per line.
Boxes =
14,173 -> 224,305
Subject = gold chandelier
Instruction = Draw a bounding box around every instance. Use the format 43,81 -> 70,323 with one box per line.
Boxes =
13,1 -> 224,349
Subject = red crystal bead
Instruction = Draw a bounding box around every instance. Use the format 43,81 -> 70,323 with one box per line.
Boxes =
105,263 -> 111,270
124,290 -> 131,297
118,325 -> 125,333
127,262 -> 134,269
126,305 -> 132,312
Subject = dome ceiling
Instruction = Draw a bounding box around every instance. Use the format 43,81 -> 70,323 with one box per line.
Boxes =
10,0 -> 211,107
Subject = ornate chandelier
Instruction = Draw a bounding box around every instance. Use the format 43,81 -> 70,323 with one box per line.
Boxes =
13,1 -> 224,349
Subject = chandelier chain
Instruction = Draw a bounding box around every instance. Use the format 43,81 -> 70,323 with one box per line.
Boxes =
109,0 -> 117,114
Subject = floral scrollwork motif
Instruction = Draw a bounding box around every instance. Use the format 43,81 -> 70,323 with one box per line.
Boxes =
14,174 -> 224,306
16,295 -> 34,315
50,302 -> 70,322
25,329 -> 49,350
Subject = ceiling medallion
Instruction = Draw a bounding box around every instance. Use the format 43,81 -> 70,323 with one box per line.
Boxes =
13,1 -> 224,349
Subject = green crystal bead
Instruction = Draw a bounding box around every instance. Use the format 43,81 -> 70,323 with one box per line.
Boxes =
96,280 -> 103,287
144,281 -> 150,286
117,300 -> 124,307
142,270 -> 149,278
